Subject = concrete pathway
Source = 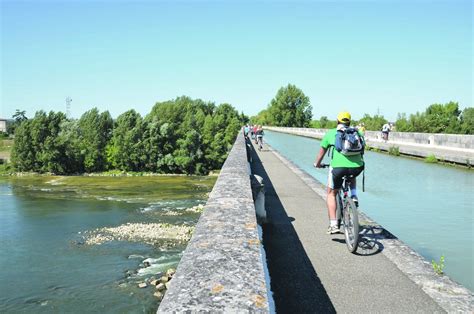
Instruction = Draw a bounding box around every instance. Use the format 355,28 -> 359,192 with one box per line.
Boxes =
250,140 -> 444,313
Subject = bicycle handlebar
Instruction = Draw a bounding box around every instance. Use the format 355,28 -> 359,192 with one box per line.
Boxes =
313,163 -> 330,168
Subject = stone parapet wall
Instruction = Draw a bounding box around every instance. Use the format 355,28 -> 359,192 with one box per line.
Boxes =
157,132 -> 271,312
265,127 -> 474,165
364,130 -> 474,149
265,127 -> 474,149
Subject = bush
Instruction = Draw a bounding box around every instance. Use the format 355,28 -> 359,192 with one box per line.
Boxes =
425,154 -> 438,163
431,255 -> 445,275
0,162 -> 12,174
388,146 -> 400,156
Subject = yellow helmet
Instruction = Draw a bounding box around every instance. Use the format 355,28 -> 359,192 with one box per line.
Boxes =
337,111 -> 351,123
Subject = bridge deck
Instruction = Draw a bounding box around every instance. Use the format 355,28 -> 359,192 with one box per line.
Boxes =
250,140 -> 444,313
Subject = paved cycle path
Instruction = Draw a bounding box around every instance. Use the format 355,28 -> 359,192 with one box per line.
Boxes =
250,140 -> 444,313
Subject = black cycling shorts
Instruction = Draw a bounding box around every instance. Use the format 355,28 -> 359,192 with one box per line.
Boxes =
328,166 -> 364,190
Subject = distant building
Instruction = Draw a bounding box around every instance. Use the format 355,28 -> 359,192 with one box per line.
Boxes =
0,119 -> 6,133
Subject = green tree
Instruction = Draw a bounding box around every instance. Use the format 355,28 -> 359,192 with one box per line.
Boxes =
13,110 -> 27,123
201,114 -> 221,170
395,102 -> 468,134
268,84 -> 312,127
78,108 -> 113,172
311,116 -> 337,129
240,112 -> 250,125
38,111 -> 68,173
11,119 -> 35,171
459,107 -> 474,134
56,120 -> 84,173
357,114 -> 388,131
424,102 -> 461,133
108,110 -> 144,171
8,109 -> 28,134
12,110 -> 67,173
395,113 -> 410,132
174,130 -> 205,174
250,108 -> 273,126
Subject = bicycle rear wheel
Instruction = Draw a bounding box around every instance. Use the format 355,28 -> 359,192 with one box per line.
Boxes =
343,197 -> 360,253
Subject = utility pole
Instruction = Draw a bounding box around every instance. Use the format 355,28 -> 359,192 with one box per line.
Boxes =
66,97 -> 72,118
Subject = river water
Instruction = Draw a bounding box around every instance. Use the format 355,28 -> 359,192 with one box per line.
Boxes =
0,175 -> 215,313
264,130 -> 473,291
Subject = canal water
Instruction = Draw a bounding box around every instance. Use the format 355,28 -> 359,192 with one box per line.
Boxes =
0,175 -> 215,313
264,130 -> 473,291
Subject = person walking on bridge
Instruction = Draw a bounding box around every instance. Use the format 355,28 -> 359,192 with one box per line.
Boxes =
381,122 -> 391,141
313,112 -> 365,234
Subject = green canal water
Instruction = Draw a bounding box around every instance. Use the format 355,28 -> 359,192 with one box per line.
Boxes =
0,175 -> 215,313
264,130 -> 473,291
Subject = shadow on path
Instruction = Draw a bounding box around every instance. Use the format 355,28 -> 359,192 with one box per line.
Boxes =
249,141 -> 336,314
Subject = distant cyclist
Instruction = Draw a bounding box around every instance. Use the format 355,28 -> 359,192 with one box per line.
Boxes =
313,112 -> 365,234
256,125 -> 264,150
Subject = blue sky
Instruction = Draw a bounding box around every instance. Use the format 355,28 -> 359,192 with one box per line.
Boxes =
1,0 -> 472,121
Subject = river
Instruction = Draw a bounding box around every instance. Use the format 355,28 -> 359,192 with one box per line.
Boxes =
264,130 -> 473,291
0,175 -> 215,313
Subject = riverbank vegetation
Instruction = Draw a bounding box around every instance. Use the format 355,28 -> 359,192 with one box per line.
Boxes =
2,174 -> 215,204
432,255 -> 445,275
314,102 -> 473,134
10,97 -> 245,175
424,154 -> 438,163
311,102 -> 473,134
249,85 -> 472,134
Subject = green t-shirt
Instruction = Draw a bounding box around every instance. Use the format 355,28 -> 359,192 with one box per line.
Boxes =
320,128 -> 365,168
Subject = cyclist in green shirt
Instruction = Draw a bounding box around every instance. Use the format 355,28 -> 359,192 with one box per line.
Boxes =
314,111 -> 365,234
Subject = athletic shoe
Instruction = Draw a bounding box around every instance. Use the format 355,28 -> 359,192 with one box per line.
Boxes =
351,196 -> 359,207
327,225 -> 341,234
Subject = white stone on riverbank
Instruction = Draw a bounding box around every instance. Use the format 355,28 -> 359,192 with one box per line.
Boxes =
160,204 -> 205,216
83,223 -> 194,246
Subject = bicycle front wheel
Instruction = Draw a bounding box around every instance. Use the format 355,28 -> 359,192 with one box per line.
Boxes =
343,197 -> 360,253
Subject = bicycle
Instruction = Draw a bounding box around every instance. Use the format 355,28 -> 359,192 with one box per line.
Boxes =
319,163 -> 360,253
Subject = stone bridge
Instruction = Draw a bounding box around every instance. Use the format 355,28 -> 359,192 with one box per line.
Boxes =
158,131 -> 473,313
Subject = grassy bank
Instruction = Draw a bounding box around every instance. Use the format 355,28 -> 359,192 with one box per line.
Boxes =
0,138 -> 12,162
1,175 -> 217,204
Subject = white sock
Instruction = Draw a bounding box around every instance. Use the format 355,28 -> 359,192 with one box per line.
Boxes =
330,219 -> 338,227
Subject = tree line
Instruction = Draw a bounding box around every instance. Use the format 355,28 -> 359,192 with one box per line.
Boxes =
11,96 -> 245,175
312,102 -> 473,134
249,84 -> 472,135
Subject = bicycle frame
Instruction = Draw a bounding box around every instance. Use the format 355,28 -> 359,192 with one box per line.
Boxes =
337,175 -> 360,253
313,164 -> 359,253
318,163 -> 360,253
